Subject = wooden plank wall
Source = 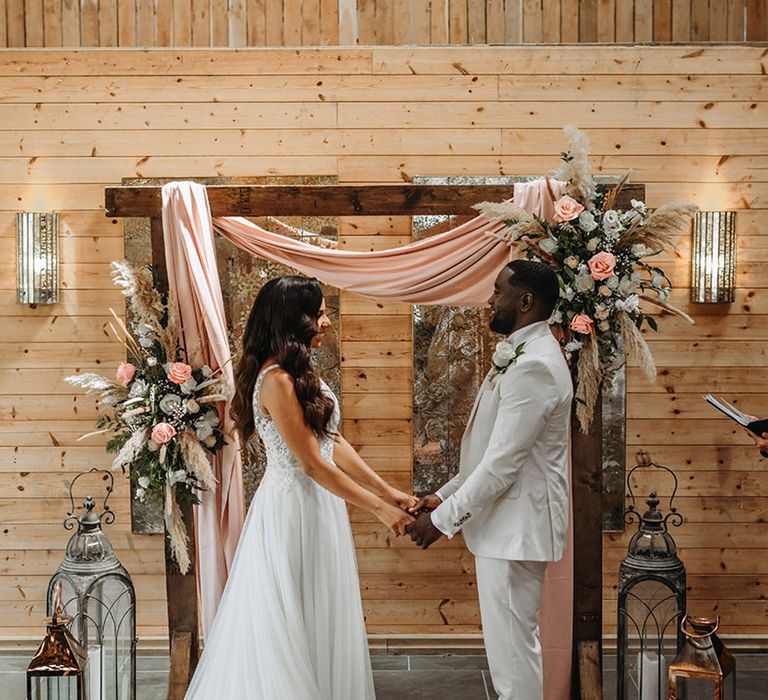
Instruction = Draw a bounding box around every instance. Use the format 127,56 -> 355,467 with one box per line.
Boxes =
1,0 -> 766,46
0,45 -> 766,642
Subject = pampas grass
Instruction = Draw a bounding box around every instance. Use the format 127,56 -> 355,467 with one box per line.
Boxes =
165,482 -> 191,575
619,312 -> 656,381
474,199 -> 547,243
110,260 -> 165,338
553,125 -> 596,206
640,294 -> 695,325
575,333 -> 601,432
111,426 -> 149,471
179,429 -> 217,492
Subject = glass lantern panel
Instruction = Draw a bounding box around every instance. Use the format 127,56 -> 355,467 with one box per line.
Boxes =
672,676 -> 718,699
620,579 -> 681,700
28,676 -> 83,700
83,576 -> 135,700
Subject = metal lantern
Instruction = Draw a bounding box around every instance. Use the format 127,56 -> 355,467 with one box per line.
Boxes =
669,615 -> 736,700
16,211 -> 60,305
617,461 -> 686,700
48,469 -> 137,700
27,582 -> 88,699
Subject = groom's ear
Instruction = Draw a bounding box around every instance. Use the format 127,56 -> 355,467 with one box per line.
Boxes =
519,291 -> 534,312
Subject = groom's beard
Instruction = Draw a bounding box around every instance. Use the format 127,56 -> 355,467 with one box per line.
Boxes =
489,308 -> 515,335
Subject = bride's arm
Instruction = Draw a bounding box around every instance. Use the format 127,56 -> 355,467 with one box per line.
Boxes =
333,435 -> 417,510
261,370 -> 414,535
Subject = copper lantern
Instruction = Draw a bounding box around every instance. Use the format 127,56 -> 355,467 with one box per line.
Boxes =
27,582 -> 88,700
616,461 -> 686,700
669,615 -> 736,700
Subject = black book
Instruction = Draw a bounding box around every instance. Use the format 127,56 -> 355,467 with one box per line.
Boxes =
704,394 -> 768,458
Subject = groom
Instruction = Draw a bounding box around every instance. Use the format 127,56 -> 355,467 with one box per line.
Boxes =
406,259 -> 573,700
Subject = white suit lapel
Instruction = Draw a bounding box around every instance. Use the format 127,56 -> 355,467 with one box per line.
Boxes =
463,369 -> 494,439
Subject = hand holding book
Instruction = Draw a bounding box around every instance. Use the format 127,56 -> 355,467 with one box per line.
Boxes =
704,395 -> 768,457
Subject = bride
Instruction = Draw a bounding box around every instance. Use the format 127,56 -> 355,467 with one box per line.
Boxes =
185,275 -> 416,699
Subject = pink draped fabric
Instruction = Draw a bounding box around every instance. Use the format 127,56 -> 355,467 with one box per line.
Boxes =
161,179 -> 572,698
161,183 -> 246,635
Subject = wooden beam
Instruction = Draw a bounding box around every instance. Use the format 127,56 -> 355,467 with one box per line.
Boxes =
105,183 -> 645,217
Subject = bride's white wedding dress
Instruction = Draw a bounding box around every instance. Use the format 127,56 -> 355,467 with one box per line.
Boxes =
185,365 -> 375,699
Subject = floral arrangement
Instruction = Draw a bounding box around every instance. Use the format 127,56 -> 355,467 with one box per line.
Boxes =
491,341 -> 526,375
477,126 -> 696,431
65,261 -> 230,573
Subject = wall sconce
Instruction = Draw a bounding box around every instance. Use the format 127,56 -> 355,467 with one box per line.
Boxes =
16,212 -> 60,305
691,211 -> 736,304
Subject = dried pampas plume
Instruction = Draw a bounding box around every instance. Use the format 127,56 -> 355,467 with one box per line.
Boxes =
575,333 -> 601,433
111,426 -> 149,471
640,294 -> 695,325
619,312 -> 656,381
553,125 -> 596,206
179,429 -> 218,492
474,200 -> 546,244
165,482 -> 191,575
160,291 -> 181,363
110,260 -> 165,337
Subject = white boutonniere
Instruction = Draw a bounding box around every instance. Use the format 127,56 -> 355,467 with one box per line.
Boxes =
491,341 -> 526,374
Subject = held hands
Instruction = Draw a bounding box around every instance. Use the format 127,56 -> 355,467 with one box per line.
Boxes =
383,485 -> 419,512
404,493 -> 444,549
375,501 -> 414,537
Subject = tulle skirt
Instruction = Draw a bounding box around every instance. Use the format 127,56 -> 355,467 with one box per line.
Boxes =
185,469 -> 375,700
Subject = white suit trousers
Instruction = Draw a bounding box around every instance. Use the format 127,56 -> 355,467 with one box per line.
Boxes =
475,557 -> 547,700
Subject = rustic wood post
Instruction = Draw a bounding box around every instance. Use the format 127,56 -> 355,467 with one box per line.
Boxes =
149,216 -> 201,700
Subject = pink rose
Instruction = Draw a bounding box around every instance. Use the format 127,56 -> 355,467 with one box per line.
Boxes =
588,251 -> 617,281
151,422 -> 177,444
553,195 -> 585,223
116,362 -> 136,385
570,314 -> 594,335
168,362 -> 192,385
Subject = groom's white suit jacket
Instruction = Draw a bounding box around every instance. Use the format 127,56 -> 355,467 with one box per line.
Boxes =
432,321 -> 573,562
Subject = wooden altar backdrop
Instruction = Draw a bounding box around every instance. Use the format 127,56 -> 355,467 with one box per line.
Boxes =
0,44 -> 766,669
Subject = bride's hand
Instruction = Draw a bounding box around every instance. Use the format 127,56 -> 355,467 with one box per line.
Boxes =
375,502 -> 415,537
383,486 -> 419,511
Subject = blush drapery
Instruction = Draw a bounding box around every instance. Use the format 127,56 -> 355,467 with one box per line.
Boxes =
161,179 -> 572,698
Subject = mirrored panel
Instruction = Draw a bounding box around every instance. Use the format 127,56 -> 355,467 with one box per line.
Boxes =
124,176 -> 339,532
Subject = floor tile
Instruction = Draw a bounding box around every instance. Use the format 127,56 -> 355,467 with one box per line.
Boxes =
373,670 -> 488,700
409,654 -> 489,671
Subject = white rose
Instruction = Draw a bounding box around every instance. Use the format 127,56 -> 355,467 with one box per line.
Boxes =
603,210 -> 622,232
539,237 -> 558,253
599,321 -> 610,331
586,237 -> 599,252
606,275 -> 619,290
138,335 -> 154,348
631,243 -> 647,257
575,273 -> 595,293
185,398 -> 200,414
136,487 -> 145,500
129,379 -> 148,397
564,256 -> 580,269
560,286 -> 575,301
631,199 -> 646,212
159,393 -> 182,415
196,423 -> 213,441
616,294 -> 641,313
578,210 -> 598,233
138,476 -> 150,489
170,469 -> 187,486
493,341 -> 517,366
595,305 -> 610,321
619,276 -> 638,297
549,310 -> 563,324
146,356 -> 158,367
201,410 -> 220,427
599,285 -> 613,297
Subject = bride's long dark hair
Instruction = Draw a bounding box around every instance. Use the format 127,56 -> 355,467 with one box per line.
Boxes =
231,276 -> 335,445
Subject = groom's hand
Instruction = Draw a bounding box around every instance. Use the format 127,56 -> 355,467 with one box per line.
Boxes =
408,493 -> 442,515
405,512 -> 443,549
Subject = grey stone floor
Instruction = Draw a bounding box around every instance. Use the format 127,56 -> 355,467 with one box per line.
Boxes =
2,652 -> 766,699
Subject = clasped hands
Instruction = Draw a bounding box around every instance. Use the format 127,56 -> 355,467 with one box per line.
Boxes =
379,488 -> 444,549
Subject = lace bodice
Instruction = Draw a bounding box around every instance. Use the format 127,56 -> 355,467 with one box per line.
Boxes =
253,365 -> 339,491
